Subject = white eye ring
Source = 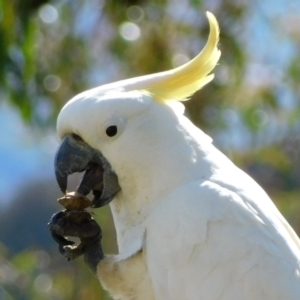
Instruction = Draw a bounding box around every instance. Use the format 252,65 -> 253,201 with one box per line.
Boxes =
103,115 -> 126,140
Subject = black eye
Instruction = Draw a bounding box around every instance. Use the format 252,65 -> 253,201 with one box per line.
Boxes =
106,125 -> 118,137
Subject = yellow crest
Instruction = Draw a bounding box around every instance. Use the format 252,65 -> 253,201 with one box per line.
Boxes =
145,12 -> 221,102
99,12 -> 220,103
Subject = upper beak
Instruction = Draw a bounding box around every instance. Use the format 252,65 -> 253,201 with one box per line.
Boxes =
54,136 -> 94,194
54,135 -> 120,207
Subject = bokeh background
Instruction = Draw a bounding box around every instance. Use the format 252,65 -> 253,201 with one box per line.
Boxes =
1,0 -> 300,299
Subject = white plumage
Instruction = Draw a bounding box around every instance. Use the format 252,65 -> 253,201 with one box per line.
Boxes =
56,12 -> 300,299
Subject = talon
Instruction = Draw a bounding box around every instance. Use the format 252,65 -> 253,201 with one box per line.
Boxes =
63,243 -> 85,261
49,211 -> 67,225
51,231 -> 74,246
48,209 -> 103,267
49,211 -> 75,253
59,244 -> 66,256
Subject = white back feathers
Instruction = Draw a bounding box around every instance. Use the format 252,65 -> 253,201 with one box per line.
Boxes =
97,12 -> 220,103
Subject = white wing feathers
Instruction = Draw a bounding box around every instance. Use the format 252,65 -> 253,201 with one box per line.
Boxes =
146,179 -> 300,300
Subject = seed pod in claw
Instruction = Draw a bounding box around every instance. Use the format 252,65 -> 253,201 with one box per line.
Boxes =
58,191 -> 92,211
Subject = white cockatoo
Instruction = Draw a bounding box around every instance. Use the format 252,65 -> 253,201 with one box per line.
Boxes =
49,12 -> 300,300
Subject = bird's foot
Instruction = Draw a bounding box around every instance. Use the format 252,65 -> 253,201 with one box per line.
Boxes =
48,210 -> 104,274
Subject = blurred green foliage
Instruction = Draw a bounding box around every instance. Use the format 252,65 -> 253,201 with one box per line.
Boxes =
1,0 -> 300,299
0,245 -> 111,299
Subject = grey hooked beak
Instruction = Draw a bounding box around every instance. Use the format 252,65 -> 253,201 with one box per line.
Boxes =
54,135 -> 121,208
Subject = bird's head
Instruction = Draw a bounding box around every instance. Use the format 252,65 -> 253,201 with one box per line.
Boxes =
54,12 -> 220,208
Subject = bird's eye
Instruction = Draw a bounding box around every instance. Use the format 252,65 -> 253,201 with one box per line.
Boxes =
106,125 -> 118,137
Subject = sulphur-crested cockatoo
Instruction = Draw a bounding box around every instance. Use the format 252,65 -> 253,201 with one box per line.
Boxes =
49,12 -> 300,300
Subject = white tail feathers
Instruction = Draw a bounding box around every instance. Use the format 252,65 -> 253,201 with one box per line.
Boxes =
99,12 -> 221,103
